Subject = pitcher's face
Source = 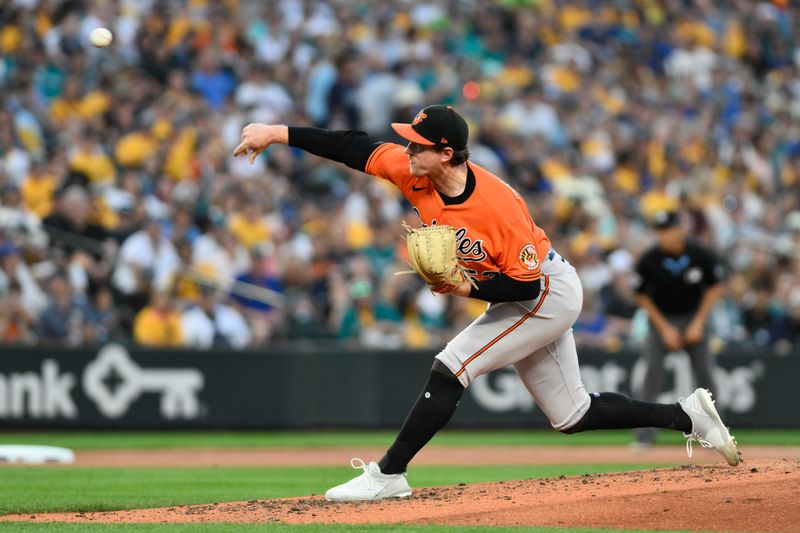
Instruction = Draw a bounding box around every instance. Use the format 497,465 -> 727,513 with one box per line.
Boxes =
404,142 -> 450,177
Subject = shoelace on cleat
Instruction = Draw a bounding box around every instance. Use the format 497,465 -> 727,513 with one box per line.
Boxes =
350,457 -> 367,470
684,433 -> 714,458
680,391 -> 715,458
349,458 -> 376,489
680,391 -> 741,463
685,431 -> 738,458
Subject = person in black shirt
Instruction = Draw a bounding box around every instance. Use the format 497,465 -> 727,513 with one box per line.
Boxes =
42,185 -> 115,297
632,210 -> 726,446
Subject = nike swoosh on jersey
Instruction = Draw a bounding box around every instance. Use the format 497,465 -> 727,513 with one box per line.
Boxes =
412,185 -> 426,191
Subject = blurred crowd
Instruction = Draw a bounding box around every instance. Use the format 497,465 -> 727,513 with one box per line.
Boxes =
1,0 -> 799,354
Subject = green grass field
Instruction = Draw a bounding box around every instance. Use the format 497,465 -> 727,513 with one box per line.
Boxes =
2,429 -> 797,533
1,428 -> 796,449
1,463 -> 667,515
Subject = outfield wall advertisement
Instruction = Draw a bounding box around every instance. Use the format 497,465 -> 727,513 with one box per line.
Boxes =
0,343 -> 795,428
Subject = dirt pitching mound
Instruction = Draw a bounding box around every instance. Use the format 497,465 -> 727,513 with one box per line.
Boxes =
6,459 -> 799,531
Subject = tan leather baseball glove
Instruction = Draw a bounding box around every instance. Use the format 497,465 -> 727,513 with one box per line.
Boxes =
397,222 -> 476,291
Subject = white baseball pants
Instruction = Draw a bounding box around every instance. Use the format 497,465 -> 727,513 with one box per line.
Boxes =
436,249 -> 591,430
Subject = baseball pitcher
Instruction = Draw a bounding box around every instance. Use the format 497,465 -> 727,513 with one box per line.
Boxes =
234,104 -> 740,502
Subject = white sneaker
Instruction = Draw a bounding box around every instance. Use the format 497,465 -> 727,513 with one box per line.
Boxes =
324,458 -> 413,502
679,388 -> 741,466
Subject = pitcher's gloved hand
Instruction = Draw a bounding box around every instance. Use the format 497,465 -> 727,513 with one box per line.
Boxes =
396,222 -> 476,293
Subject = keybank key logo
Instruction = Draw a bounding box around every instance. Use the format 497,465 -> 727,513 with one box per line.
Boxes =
84,344 -> 204,419
0,344 -> 204,420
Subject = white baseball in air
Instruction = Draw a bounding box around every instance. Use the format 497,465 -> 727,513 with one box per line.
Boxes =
89,27 -> 113,48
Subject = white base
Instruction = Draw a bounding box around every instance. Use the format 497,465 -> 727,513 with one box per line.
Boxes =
0,445 -> 75,464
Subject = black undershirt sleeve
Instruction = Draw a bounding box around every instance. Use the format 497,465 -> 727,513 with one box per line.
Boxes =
468,274 -> 541,303
288,127 -> 384,172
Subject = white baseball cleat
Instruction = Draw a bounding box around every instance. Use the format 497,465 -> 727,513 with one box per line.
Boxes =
324,458 -> 413,502
679,388 -> 741,466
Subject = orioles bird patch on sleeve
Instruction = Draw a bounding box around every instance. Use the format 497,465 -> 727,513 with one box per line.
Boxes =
519,244 -> 539,270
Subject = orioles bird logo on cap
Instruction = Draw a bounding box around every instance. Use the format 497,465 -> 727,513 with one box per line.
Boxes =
411,111 -> 428,125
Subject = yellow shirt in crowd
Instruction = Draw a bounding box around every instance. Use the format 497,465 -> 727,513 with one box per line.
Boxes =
21,173 -> 59,218
50,91 -> 110,125
640,190 -> 680,220
70,149 -> 116,184
115,132 -> 158,167
133,308 -> 183,347
228,213 -> 270,251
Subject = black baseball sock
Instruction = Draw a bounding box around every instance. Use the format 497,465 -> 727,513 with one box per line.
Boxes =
562,392 -> 692,434
378,362 -> 464,475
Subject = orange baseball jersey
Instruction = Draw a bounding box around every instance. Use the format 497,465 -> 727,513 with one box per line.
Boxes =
365,143 -> 551,281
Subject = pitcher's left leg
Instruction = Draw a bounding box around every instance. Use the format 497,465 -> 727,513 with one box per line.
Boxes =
513,329 -> 591,431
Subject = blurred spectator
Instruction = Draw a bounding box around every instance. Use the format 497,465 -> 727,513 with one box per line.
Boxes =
285,292 -> 330,339
42,185 -> 114,292
328,51 -> 361,129
227,198 -> 271,252
710,271 -> 748,345
0,280 -> 36,344
602,249 -> 638,318
89,285 -> 122,343
235,64 -> 293,125
305,53 -> 337,127
773,288 -> 800,355
0,182 -> 49,251
573,287 -> 611,349
0,241 -> 48,319
20,161 -> 59,220
231,245 -> 284,344
180,285 -> 251,349
741,274 -> 785,347
112,215 -> 181,313
500,85 -> 565,146
191,51 -> 236,112
362,221 -> 399,278
599,248 -> 639,346
133,289 -> 183,347
162,204 -> 201,245
37,273 -> 97,346
337,278 -> 402,346
191,211 -> 250,288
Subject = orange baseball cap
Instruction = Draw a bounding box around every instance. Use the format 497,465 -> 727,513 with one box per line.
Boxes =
391,104 -> 469,150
